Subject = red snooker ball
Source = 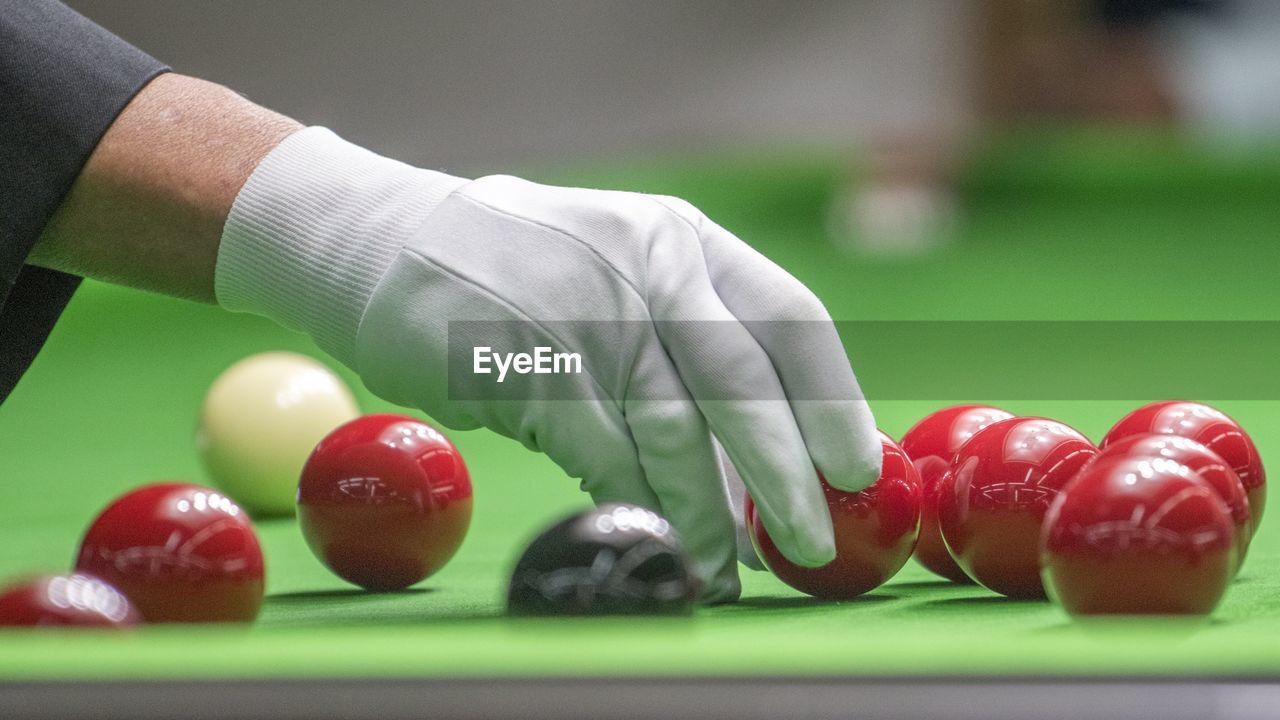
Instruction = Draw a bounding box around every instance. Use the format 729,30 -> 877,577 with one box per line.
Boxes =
1102,401 -> 1265,531
937,417 -> 1098,599
1041,455 -> 1235,615
0,574 -> 140,628
298,414 -> 473,592
745,431 -> 921,600
1095,433 -> 1251,571
900,405 -> 1014,583
76,483 -> 265,622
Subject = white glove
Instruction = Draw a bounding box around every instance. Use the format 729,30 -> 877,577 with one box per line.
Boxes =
217,128 -> 881,602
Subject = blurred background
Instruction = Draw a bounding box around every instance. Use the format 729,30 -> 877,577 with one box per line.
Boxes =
66,1 -> 972,170
66,0 -> 1280,257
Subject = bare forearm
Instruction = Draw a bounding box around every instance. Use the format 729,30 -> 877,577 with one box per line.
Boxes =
28,73 -> 301,302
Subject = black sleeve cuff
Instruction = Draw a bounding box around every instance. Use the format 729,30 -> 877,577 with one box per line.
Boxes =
0,0 -> 170,403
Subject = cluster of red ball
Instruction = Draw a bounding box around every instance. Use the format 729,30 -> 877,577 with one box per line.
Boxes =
0,483 -> 266,628
0,414 -> 472,628
746,401 -> 1264,616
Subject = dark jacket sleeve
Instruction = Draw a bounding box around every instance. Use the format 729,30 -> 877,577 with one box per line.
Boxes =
0,0 -> 168,402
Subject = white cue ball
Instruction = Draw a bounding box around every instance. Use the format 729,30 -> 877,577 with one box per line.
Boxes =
197,352 -> 360,517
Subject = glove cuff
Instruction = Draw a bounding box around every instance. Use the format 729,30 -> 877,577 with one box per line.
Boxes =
215,127 -> 467,365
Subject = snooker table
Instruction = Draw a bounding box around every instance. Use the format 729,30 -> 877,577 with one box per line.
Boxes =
4,129 -> 1280,720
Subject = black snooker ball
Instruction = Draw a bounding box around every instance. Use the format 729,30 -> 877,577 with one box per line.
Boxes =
506,504 -> 698,616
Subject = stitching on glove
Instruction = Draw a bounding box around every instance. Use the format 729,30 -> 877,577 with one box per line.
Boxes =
449,190 -> 651,304
382,248 -> 628,412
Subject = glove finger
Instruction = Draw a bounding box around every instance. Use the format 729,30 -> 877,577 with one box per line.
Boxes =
695,219 -> 881,492
641,249 -> 835,567
624,348 -> 742,602
714,438 -> 766,571
626,399 -> 742,603
523,400 -> 662,512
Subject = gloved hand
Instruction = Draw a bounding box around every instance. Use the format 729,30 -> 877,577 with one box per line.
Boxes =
216,128 -> 881,602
